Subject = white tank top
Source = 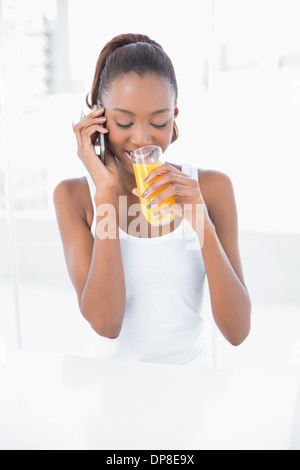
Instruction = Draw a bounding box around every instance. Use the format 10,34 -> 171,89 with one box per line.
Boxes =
85,164 -> 210,367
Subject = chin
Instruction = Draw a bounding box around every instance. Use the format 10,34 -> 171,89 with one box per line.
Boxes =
116,153 -> 134,173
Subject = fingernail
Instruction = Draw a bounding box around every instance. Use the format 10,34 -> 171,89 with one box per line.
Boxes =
141,189 -> 148,198
153,211 -> 160,217
147,201 -> 158,210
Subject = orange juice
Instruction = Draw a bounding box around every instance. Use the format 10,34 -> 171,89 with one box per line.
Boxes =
133,162 -> 175,225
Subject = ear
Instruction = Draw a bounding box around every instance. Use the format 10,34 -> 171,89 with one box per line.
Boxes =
171,107 -> 179,144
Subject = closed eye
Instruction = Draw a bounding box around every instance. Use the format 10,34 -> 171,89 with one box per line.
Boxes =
116,122 -> 133,128
151,122 -> 168,129
116,121 -> 168,129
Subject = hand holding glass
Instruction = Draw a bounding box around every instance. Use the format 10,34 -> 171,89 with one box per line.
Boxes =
132,145 -> 175,226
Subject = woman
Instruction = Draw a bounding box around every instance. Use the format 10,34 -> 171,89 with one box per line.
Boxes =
53,33 -> 251,366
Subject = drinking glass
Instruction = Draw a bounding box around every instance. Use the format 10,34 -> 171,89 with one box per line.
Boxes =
132,145 -> 175,226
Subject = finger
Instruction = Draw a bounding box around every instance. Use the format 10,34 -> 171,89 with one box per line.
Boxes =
73,105 -> 106,132
74,116 -> 107,151
152,202 -> 182,218
143,172 -> 198,198
131,187 -> 139,198
74,116 -> 107,134
79,125 -> 108,156
91,105 -> 105,115
144,163 -> 190,183
146,184 -> 193,210
77,125 -> 108,161
85,105 -> 105,120
82,124 -> 109,140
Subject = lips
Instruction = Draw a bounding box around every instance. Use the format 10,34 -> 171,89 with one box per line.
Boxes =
124,151 -> 134,161
125,149 -> 155,159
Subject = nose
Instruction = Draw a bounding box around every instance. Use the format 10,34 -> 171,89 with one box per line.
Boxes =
130,125 -> 153,149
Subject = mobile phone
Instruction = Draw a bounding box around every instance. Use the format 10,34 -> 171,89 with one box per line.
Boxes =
96,102 -> 106,165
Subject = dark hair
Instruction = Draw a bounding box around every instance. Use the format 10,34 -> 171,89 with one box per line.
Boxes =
86,33 -> 179,142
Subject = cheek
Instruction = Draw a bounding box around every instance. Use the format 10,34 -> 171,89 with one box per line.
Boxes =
106,123 -> 124,147
152,121 -> 174,149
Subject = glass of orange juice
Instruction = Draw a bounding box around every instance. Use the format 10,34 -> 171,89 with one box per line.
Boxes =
132,145 -> 175,226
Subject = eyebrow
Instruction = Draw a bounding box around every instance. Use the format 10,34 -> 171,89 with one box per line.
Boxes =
112,108 -> 171,116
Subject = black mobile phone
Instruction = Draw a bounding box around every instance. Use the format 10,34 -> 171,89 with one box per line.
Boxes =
96,102 -> 106,165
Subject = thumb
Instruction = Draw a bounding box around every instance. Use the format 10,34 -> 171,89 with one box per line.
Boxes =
131,187 -> 139,198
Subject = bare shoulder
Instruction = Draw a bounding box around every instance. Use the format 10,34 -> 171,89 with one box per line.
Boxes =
53,176 -> 92,222
171,162 -> 233,194
170,163 -> 235,223
53,176 -> 87,199
197,169 -> 236,224
198,168 -> 234,195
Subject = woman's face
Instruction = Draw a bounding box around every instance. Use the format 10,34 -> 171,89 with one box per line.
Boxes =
102,73 -> 178,172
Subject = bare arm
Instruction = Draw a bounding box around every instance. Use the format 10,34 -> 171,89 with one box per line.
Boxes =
137,164 -> 251,346
80,190 -> 126,337
200,171 -> 251,346
53,181 -> 126,338
53,106 -> 126,338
